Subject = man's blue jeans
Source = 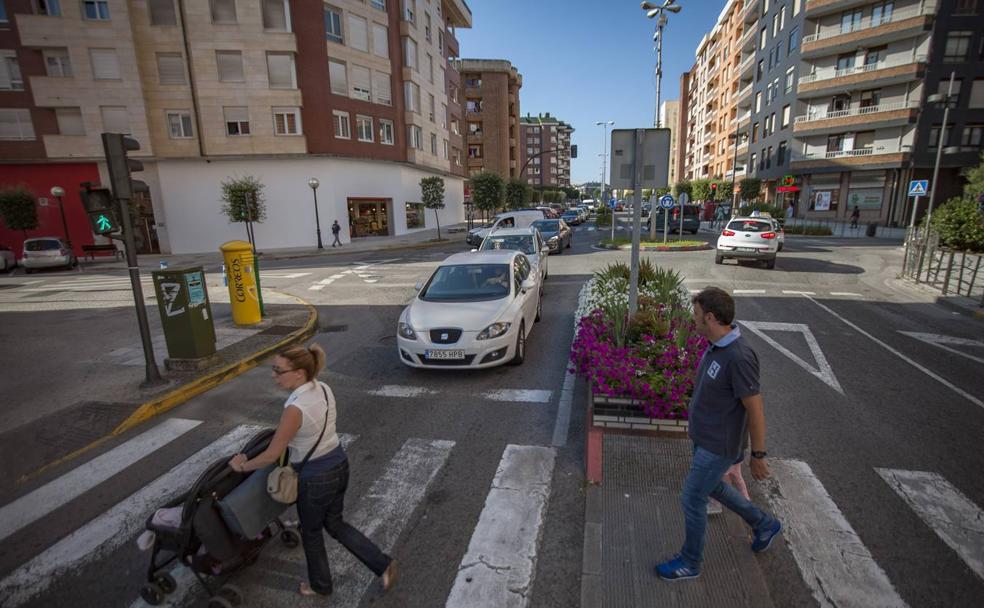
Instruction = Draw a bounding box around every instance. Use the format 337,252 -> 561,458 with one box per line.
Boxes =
679,445 -> 777,569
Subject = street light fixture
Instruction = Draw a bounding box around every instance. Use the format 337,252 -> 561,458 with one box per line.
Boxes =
642,1 -> 681,128
596,120 -> 615,241
49,186 -> 72,249
307,177 -> 324,250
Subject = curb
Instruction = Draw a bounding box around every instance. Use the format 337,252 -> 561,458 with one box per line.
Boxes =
596,243 -> 712,252
259,235 -> 466,263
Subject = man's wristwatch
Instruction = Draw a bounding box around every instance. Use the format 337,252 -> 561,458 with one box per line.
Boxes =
750,450 -> 768,459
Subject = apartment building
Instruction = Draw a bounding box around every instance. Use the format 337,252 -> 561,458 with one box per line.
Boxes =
519,112 -> 573,188
676,72 -> 690,182
0,0 -> 472,254
453,58 -> 522,180
660,100 -> 680,185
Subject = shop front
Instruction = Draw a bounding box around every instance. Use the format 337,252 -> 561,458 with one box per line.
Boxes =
347,198 -> 393,237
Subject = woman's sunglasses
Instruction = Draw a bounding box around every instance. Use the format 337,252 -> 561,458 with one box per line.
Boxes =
272,366 -> 296,375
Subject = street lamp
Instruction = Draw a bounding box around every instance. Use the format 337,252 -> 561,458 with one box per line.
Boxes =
307,177 -> 324,250
597,120 -> 615,241
642,1 -> 681,128
50,186 -> 71,249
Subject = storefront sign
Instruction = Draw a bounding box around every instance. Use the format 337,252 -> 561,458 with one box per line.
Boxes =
849,188 -> 883,210
813,191 -> 832,211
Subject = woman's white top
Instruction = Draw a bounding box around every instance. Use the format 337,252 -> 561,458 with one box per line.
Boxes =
284,380 -> 340,463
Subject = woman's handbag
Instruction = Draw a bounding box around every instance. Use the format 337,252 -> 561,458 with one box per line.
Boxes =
266,385 -> 331,504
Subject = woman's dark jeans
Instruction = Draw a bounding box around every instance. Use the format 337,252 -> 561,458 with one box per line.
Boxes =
296,460 -> 391,594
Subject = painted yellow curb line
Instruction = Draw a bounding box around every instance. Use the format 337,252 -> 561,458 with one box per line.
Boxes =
21,292 -> 318,483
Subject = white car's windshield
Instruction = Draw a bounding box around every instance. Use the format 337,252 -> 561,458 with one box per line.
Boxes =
480,235 -> 536,255
420,264 -> 511,301
727,220 -> 772,233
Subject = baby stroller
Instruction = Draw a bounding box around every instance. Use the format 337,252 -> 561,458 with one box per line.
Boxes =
139,428 -> 301,607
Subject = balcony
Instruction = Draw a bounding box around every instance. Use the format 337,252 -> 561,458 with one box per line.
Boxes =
466,133 -> 483,143
735,83 -> 753,107
801,6 -> 935,59
741,0 -> 760,24
793,101 -> 919,135
465,109 -> 482,120
805,0 -> 887,18
738,23 -> 757,52
797,56 -> 927,98
791,146 -> 911,170
738,53 -> 755,80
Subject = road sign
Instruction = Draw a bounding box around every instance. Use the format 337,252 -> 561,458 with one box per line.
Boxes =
678,192 -> 690,207
608,198 -> 617,209
908,180 -> 928,197
659,194 -> 675,209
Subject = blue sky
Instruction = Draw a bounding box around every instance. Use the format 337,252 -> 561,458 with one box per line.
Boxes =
456,0 -> 722,185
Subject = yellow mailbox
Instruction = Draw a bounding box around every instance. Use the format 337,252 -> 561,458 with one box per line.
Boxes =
220,240 -> 261,326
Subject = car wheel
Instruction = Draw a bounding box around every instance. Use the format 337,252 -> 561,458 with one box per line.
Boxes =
765,258 -> 776,269
535,293 -> 542,322
691,229 -> 700,235
510,322 -> 526,365
777,242 -> 784,252
715,254 -> 724,265
566,237 -> 572,249
24,267 -> 33,274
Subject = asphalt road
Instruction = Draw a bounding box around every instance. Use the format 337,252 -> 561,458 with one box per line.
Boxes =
1,218 -> 982,607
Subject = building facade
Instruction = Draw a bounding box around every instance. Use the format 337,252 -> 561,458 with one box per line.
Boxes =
519,112 -> 573,188
452,58 -> 521,180
660,100 -> 680,186
0,0 -> 472,254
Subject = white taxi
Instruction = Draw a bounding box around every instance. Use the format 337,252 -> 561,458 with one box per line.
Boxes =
715,216 -> 779,269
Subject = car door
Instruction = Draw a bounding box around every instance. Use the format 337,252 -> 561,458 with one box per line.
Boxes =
513,255 -> 536,328
534,231 -> 547,279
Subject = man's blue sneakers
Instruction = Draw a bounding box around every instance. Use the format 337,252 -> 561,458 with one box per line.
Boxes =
752,519 -> 783,553
655,556 -> 701,581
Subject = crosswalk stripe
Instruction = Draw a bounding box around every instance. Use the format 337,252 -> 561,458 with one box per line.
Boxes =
0,418 -> 202,544
446,444 -> 556,608
0,424 -> 264,607
765,459 -> 909,608
482,389 -> 553,403
369,385 -> 437,398
261,272 -> 311,279
876,468 -> 984,582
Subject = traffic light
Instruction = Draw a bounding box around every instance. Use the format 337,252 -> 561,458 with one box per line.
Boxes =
102,133 -> 148,200
571,144 -> 578,158
79,186 -> 120,235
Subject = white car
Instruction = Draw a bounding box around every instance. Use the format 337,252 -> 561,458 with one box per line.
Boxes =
397,250 -> 542,369
477,227 -> 549,282
715,217 -> 779,269
21,237 -> 77,272
0,244 -> 16,271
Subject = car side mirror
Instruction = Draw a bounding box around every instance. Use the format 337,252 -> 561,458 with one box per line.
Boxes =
521,278 -> 536,292
541,246 -> 550,254
414,281 -> 423,291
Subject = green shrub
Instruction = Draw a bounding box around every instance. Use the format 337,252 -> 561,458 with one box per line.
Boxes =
595,206 -> 612,227
927,197 -> 984,252
787,224 -> 833,236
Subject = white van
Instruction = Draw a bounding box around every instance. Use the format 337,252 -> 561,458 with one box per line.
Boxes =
466,210 -> 544,246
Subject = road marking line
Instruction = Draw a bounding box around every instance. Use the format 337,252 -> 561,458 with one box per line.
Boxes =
329,273 -> 345,279
741,321 -> 844,394
733,289 -> 766,294
782,290 -> 816,295
876,468 -> 984,582
0,418 -> 202,544
898,331 -> 984,365
804,296 -> 984,409
308,284 -> 326,291
446,445 -> 556,608
830,292 -> 863,297
765,459 -> 909,608
0,424 -> 264,607
551,369 -> 576,447
262,272 -> 312,279
483,389 -> 553,403
368,385 -> 437,398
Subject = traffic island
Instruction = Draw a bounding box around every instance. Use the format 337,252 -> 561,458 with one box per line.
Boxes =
597,237 -> 711,252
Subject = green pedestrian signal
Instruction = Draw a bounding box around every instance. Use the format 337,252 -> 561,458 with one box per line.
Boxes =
96,214 -> 113,232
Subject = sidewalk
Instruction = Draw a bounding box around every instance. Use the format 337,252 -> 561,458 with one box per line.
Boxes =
699,220 -> 906,240
581,434 -> 774,608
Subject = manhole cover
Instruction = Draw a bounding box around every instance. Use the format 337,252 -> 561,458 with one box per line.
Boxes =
320,324 -> 349,333
32,401 -> 136,451
257,325 -> 299,336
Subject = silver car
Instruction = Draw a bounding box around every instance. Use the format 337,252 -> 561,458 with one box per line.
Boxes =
22,237 -> 77,272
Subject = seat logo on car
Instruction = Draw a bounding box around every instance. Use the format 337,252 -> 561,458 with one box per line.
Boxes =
441,333 -> 449,340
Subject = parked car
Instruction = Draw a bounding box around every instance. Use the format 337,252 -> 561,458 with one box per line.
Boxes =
615,200 -> 626,211
397,250 -> 542,368
21,237 -> 77,273
715,217 -> 779,268
748,210 -> 785,251
532,218 -> 573,254
536,206 -> 559,219
466,210 -> 544,246
0,244 -> 16,271
647,205 -> 701,234
560,210 -> 581,225
576,205 -> 591,222
478,227 -> 549,282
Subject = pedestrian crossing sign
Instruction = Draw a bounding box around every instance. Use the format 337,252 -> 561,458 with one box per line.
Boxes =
908,180 -> 928,197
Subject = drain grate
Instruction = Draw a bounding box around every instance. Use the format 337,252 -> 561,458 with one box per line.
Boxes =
32,401 -> 137,451
320,324 -> 349,333
257,324 -> 299,337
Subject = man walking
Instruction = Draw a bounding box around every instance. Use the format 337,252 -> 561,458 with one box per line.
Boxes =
850,205 -> 861,229
656,287 -> 782,581
331,220 -> 342,247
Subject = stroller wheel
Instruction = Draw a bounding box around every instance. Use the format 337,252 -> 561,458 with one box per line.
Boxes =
219,584 -> 243,606
207,597 -> 233,608
140,583 -> 164,606
281,528 -> 301,548
155,572 -> 177,594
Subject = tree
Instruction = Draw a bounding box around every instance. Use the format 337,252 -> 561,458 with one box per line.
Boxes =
673,181 -> 693,198
505,178 -> 530,210
928,197 -> 984,252
642,188 -> 654,200
527,188 -> 543,204
562,186 -> 580,201
0,186 -> 39,236
691,179 -> 712,202
654,186 -> 671,198
739,178 -> 762,203
220,175 -> 266,250
470,171 -> 504,219
420,176 -> 446,240
964,151 -> 984,202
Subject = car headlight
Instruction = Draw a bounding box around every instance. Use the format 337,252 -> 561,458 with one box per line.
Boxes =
477,322 -> 511,340
398,322 -> 416,340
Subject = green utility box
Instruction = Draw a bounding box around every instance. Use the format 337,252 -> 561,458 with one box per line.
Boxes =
152,266 -> 217,370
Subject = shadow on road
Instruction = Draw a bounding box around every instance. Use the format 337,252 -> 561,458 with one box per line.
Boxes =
770,256 -> 865,274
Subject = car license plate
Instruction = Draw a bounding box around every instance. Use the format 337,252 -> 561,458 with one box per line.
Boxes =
737,247 -> 759,252
425,349 -> 466,360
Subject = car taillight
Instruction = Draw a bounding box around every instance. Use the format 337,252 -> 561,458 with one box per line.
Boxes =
722,229 -> 735,236
60,248 -> 69,255
761,232 -> 777,239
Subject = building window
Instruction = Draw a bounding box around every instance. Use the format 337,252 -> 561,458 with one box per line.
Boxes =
371,0 -> 385,10
266,52 -> 296,89
466,99 -> 482,113
777,141 -> 787,165
55,107 -> 84,135
443,138 -> 449,159
356,115 -> 373,142
166,110 -> 193,138
468,144 -> 482,158
406,202 -> 424,229
0,51 -> 23,90
865,46 -> 886,65
962,125 -> 983,147
756,60 -> 763,81
840,9 -> 862,34
928,124 -> 955,148
944,31 -> 972,62
955,0 -> 978,13
784,66 -> 794,93
430,132 -> 437,154
451,118 -> 459,135
771,77 -> 780,102
781,105 -> 790,128
754,92 -> 762,113
402,0 -> 415,23
871,1 -> 894,26
350,64 -> 371,100
836,53 -> 856,71
273,107 -> 301,135
751,122 -> 759,143
936,78 -> 961,99
859,89 -> 881,108
209,0 -> 236,24
216,50 -> 244,82
772,12 -> 780,37
759,27 -> 767,50
35,0 -> 61,16
424,12 -> 431,42
224,106 -> 249,135
793,0 -> 801,16
148,0 -> 177,25
766,146 -> 773,169
262,0 -> 290,31
0,109 -> 35,140
970,79 -> 984,108
449,84 -> 457,103
404,81 -> 420,112
788,26 -> 798,54
408,124 -> 422,150
380,119 -> 394,144
441,103 -> 447,128
373,71 -> 392,105
438,30 -> 444,54
348,14 -> 368,52
779,5 -> 786,30
427,54 -> 434,83
372,23 -> 389,58
89,48 -> 121,80
428,93 -> 435,122
156,53 -> 185,85
333,110 -> 351,139
403,37 -> 417,70
329,59 -> 347,95
83,0 -> 109,20
44,49 -> 72,77
749,152 -> 757,173
0,2 -> 6,22
100,105 -> 129,133
324,4 -> 343,44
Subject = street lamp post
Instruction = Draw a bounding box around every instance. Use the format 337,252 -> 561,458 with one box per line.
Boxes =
642,1 -> 681,128
597,120 -> 614,241
307,178 -> 324,250
729,122 -> 741,217
50,186 -> 71,249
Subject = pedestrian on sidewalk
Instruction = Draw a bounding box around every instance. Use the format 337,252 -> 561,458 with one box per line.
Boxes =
656,287 -> 782,581
785,202 -> 795,222
331,220 -> 343,247
227,343 -> 398,597
850,205 -> 860,229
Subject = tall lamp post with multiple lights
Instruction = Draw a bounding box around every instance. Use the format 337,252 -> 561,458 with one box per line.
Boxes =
642,1 -> 681,128
596,120 -> 615,241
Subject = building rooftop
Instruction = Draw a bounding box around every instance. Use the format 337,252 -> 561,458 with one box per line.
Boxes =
453,58 -> 523,85
520,113 -> 574,132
